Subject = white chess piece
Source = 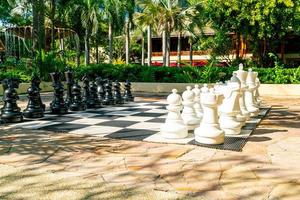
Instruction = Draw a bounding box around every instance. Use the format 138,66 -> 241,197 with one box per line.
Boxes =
218,75 -> 243,135
194,88 -> 225,144
230,73 -> 247,127
192,84 -> 203,120
254,76 -> 262,106
181,86 -> 201,130
245,68 -> 260,116
234,63 -> 250,120
161,89 -> 188,139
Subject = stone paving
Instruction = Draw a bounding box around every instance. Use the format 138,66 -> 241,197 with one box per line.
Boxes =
0,95 -> 299,200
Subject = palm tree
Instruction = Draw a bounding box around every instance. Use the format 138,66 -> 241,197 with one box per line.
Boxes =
134,0 -> 159,66
101,0 -> 125,64
124,0 -> 135,65
137,0 -> 182,66
67,0 -> 100,65
174,1 -> 201,66
9,0 -> 46,53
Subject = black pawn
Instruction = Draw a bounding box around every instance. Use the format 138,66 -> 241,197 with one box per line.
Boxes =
96,76 -> 105,101
123,80 -> 134,102
0,78 -> 23,123
89,79 -> 102,108
23,77 -> 44,118
113,80 -> 124,104
49,72 -> 68,114
82,75 -> 93,108
65,68 -> 74,106
102,80 -> 115,105
70,81 -> 86,111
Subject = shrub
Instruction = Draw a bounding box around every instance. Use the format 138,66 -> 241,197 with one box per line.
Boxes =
1,61 -> 300,84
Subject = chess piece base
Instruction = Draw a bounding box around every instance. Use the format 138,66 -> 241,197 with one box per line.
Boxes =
1,112 -> 23,123
182,116 -> 200,131
161,121 -> 188,139
219,115 -> 242,135
23,110 -> 44,118
195,124 -> 224,144
50,107 -> 68,114
69,104 -> 86,111
123,97 -> 134,102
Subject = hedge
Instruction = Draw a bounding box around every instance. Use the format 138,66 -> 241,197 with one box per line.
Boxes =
1,63 -> 300,84
72,64 -> 300,84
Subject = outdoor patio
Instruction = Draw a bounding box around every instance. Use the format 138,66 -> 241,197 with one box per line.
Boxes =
0,95 -> 299,200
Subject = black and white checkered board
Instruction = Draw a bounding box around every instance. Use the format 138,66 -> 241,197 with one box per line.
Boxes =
6,101 -> 270,151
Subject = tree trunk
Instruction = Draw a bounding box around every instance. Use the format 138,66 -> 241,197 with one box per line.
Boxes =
177,32 -> 181,67
32,0 -> 45,63
147,26 -> 152,66
32,0 -> 39,53
236,32 -> 240,60
166,30 -> 170,67
280,39 -> 285,64
108,19 -> 113,64
51,0 -> 56,50
189,39 -> 193,66
141,34 -> 145,65
162,30 -> 166,66
84,28 -> 90,65
38,0 -> 45,51
96,39 -> 99,64
125,21 -> 130,64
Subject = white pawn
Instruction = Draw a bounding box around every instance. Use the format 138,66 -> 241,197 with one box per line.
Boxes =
254,77 -> 262,106
181,86 -> 201,130
245,68 -> 260,116
218,75 -> 243,135
234,63 -> 251,120
192,84 -> 203,120
194,88 -> 225,144
201,83 -> 209,93
161,89 -> 188,139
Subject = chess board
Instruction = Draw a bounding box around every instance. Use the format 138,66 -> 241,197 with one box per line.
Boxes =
5,101 -> 271,152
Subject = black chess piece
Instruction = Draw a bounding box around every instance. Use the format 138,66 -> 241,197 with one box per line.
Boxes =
69,81 -> 86,111
123,80 -> 134,102
113,80 -> 124,104
23,76 -> 44,118
102,80 -> 115,105
89,78 -> 102,108
0,78 -> 23,123
82,75 -> 94,108
49,72 -> 68,114
96,76 -> 105,101
65,68 -> 74,106
31,76 -> 46,111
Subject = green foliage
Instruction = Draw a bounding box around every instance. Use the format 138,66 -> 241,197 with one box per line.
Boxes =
1,61 -> 300,84
70,63 -> 300,84
33,50 -> 67,81
0,57 -> 32,82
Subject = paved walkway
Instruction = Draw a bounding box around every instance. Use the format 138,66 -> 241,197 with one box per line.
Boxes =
0,96 -> 299,200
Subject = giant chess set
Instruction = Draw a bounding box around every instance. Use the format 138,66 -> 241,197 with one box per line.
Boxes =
0,64 -> 270,151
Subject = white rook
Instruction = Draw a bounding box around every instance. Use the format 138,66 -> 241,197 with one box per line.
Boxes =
194,87 -> 224,144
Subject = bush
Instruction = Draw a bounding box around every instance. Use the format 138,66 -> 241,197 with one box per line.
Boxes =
1,61 -> 300,84
71,63 -> 300,84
